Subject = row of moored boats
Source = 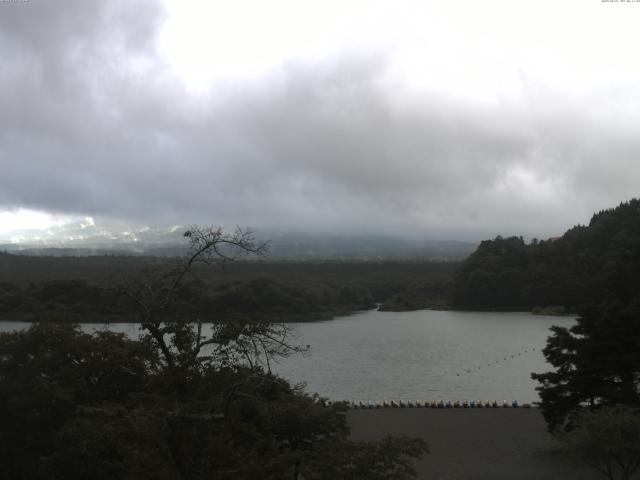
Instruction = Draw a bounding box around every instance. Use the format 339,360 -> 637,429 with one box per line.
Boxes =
348,399 -> 534,409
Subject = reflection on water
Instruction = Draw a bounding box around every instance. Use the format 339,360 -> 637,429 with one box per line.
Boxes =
0,310 -> 574,402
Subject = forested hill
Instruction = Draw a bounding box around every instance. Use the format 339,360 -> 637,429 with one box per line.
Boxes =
451,199 -> 640,311
0,255 -> 455,321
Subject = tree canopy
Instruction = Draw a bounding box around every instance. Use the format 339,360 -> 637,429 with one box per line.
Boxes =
532,299 -> 640,431
451,199 -> 640,311
0,226 -> 428,480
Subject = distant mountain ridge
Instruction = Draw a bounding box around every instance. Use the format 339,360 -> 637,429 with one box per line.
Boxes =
1,231 -> 475,262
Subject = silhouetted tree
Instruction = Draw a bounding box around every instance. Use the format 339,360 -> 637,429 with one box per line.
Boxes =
0,226 -> 428,480
532,299 -> 640,431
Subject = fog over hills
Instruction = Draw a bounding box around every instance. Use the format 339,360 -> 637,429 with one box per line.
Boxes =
0,214 -> 475,261
0,224 -> 474,261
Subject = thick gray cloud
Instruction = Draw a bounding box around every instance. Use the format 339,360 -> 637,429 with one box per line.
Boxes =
1,0 -> 639,242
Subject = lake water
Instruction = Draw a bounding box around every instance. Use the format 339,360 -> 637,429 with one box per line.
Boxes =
0,309 -> 575,403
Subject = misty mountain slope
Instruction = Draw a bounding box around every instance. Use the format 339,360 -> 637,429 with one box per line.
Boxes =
1,230 -> 475,262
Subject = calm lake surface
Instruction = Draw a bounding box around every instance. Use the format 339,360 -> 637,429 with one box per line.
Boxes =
0,310 -> 575,403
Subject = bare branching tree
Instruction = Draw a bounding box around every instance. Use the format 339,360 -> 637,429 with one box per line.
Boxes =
115,226 -> 303,392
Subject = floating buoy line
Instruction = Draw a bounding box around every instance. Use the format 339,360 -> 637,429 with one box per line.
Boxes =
316,346 -> 543,410
454,347 -> 539,377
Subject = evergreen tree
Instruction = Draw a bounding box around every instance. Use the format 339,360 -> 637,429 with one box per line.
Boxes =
532,299 -> 640,431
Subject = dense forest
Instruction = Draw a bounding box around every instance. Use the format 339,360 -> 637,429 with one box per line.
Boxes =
1,204 -> 639,478
0,253 -> 455,322
451,199 -> 640,312
2,200 -> 640,321
524,202 -> 640,440
0,228 -> 428,479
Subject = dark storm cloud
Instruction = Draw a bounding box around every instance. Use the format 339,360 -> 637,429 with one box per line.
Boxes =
1,0 -> 639,241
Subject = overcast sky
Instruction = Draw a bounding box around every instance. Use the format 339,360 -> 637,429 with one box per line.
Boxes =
1,0 -> 639,243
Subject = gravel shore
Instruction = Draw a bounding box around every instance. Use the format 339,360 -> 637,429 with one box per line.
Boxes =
348,408 -> 601,480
